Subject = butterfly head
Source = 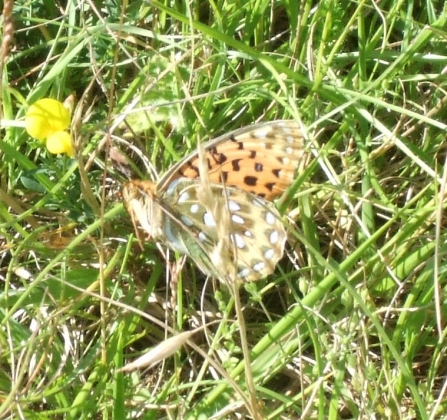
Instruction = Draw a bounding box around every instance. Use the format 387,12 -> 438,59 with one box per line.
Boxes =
122,180 -> 163,239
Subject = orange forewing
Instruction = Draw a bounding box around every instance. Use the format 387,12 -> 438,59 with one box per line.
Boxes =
158,120 -> 303,200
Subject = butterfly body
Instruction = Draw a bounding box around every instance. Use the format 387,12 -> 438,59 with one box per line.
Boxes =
122,120 -> 304,281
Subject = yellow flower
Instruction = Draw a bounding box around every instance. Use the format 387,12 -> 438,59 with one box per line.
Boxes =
25,98 -> 73,157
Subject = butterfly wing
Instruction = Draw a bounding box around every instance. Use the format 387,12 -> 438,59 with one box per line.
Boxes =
124,178 -> 287,281
158,120 -> 304,200
165,178 -> 287,281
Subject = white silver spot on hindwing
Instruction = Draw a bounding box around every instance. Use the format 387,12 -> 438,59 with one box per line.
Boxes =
230,233 -> 245,249
203,212 -> 216,227
265,211 -> 276,225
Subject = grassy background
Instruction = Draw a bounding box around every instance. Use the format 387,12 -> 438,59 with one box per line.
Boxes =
1,0 -> 447,418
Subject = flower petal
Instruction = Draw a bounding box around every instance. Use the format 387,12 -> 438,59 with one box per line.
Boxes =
46,131 -> 74,157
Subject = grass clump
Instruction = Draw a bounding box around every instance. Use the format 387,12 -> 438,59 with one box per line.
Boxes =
1,0 -> 447,418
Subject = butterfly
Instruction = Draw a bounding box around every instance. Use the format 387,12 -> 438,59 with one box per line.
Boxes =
122,120 -> 304,282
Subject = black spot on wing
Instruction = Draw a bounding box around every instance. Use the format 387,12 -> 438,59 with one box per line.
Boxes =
265,182 -> 275,192
232,159 -> 242,171
244,176 -> 257,186
184,161 -> 199,174
209,146 -> 227,164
